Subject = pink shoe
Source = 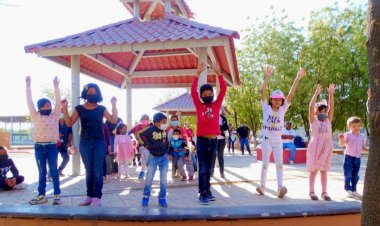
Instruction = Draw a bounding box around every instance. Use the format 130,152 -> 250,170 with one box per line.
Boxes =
79,197 -> 92,206
90,198 -> 101,207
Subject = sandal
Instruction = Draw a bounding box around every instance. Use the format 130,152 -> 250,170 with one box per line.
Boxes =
309,192 -> 318,201
321,192 -> 331,201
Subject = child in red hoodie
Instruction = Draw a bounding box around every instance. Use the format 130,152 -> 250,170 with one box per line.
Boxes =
191,62 -> 226,205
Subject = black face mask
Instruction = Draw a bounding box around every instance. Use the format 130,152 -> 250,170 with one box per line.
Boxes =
86,94 -> 99,103
317,113 -> 328,121
39,109 -> 52,116
0,155 -> 8,164
201,96 -> 213,104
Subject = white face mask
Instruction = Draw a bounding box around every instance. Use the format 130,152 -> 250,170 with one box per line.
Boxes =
172,135 -> 179,140
60,113 -> 64,119
159,124 -> 168,131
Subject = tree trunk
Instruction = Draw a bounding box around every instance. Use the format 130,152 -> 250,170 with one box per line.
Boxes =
362,0 -> 380,225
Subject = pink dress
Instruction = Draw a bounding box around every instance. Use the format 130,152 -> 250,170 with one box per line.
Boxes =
114,135 -> 134,161
306,118 -> 334,172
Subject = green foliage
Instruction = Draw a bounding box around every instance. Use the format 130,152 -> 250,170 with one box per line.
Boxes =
227,1 -> 368,135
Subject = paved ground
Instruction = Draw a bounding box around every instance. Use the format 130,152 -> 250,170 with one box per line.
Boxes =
1,148 -> 366,208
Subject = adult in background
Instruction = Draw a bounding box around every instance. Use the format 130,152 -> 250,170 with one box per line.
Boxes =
228,124 -> 237,154
237,123 -> 252,155
211,108 -> 229,178
281,122 -> 298,165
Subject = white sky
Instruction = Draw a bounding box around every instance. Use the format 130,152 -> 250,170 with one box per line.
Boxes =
0,0 -> 366,123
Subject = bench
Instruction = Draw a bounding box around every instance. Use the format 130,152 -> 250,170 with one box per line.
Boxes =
256,146 -> 307,164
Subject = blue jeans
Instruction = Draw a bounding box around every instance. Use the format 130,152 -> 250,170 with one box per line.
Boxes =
283,142 -> 296,162
239,137 -> 251,154
48,150 -> 70,177
343,155 -> 361,192
34,143 -> 61,196
110,135 -> 115,153
143,154 -> 169,199
197,137 -> 216,195
79,139 -> 106,199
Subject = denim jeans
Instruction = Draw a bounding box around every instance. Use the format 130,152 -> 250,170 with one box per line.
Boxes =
79,139 -> 106,199
239,137 -> 251,154
343,155 -> 361,192
228,138 -> 235,153
48,149 -> 70,177
211,138 -> 226,176
283,142 -> 296,162
143,154 -> 169,199
34,143 -> 61,196
171,155 -> 180,177
197,137 -> 216,195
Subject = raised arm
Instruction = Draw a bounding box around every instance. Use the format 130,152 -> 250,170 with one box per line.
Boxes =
211,62 -> 227,106
52,77 -> 62,116
61,99 -> 79,127
25,76 -> 38,118
191,63 -> 207,106
338,133 -> 345,148
309,84 -> 322,124
261,66 -> 273,102
286,69 -> 306,104
327,84 -> 336,122
104,97 -> 118,124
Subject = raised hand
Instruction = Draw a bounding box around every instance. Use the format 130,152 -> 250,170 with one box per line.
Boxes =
196,63 -> 207,77
265,66 -> 273,78
296,69 -> 306,80
327,83 -> 336,94
315,84 -> 322,96
210,62 -> 221,75
338,133 -> 344,140
53,76 -> 60,87
26,76 -> 31,87
61,99 -> 69,108
111,97 -> 117,105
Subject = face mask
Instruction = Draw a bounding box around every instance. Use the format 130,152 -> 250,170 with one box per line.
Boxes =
201,96 -> 213,104
60,113 -> 64,119
172,135 -> 179,140
86,94 -> 99,103
159,124 -> 168,131
171,121 -> 179,127
121,131 -> 127,135
317,113 -> 328,121
141,120 -> 149,126
39,109 -> 52,116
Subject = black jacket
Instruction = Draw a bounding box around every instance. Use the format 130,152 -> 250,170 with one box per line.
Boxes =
139,125 -> 169,156
220,114 -> 229,137
0,158 -> 19,179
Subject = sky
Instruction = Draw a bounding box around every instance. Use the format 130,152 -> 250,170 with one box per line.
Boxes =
0,0 -> 366,124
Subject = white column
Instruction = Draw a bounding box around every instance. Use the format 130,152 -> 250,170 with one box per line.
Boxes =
126,77 -> 132,130
165,0 -> 171,14
198,47 -> 208,88
134,0 -> 140,20
71,55 -> 81,176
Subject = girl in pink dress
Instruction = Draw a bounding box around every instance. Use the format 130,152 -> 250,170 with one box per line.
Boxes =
114,124 -> 134,179
306,84 -> 336,201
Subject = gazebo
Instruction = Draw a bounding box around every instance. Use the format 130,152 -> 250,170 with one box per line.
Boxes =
153,92 -> 196,116
24,0 -> 240,174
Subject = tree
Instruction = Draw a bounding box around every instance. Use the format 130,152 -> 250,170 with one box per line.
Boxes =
40,85 -> 72,108
362,0 -> 380,225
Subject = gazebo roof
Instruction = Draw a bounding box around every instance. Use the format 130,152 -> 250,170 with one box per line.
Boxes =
153,92 -> 195,115
24,14 -> 240,88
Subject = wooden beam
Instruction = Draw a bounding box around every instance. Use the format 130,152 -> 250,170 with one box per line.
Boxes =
133,0 -> 140,20
129,51 -> 144,75
143,0 -> 159,20
224,39 -> 237,86
175,0 -> 188,18
207,47 -> 218,63
132,82 -> 215,89
85,54 -> 129,76
132,68 -> 215,77
142,49 -> 192,58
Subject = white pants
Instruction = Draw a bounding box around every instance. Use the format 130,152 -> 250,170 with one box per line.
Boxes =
139,146 -> 150,172
117,160 -> 129,176
260,137 -> 284,188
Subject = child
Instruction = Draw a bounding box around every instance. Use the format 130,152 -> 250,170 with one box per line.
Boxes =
167,115 -> 188,178
26,76 -> 62,205
139,112 -> 169,207
62,83 -> 118,207
257,66 -> 305,198
169,129 -> 194,181
306,84 -> 336,201
338,117 -> 369,198
129,114 -> 151,179
228,127 -> 237,154
114,124 -> 134,179
191,62 -> 226,205
0,146 -> 26,190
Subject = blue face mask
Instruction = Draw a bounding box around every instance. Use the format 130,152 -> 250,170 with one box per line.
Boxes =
171,121 -> 179,127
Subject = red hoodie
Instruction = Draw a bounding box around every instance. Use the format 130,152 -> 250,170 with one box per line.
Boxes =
191,75 -> 227,137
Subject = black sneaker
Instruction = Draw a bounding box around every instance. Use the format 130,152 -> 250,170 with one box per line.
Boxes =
199,195 -> 209,205
207,193 -> 216,201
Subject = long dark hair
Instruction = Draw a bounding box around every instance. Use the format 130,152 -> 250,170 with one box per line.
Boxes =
116,123 -> 127,135
80,83 -> 103,103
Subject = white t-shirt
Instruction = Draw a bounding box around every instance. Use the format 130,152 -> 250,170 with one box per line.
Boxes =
282,128 -> 297,143
261,100 -> 290,141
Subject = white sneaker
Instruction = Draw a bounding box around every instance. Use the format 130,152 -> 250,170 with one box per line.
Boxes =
346,190 -> 354,198
352,191 -> 362,198
13,183 -> 28,190
289,160 -> 294,165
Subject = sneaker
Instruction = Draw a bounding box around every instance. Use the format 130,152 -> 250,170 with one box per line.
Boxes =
52,194 -> 61,205
90,198 -> 101,207
181,176 -> 187,181
47,177 -> 53,182
277,186 -> 288,198
352,191 -> 362,199
346,190 -> 354,198
13,183 -> 28,190
207,193 -> 216,201
249,153 -> 253,156
138,171 -> 145,179
29,195 -> 47,205
321,192 -> 331,201
79,197 -> 93,206
256,186 -> 265,195
188,176 -> 194,181
221,172 -> 225,178
289,160 -> 295,165
199,195 -> 209,205
142,196 -> 149,207
158,198 -> 168,207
